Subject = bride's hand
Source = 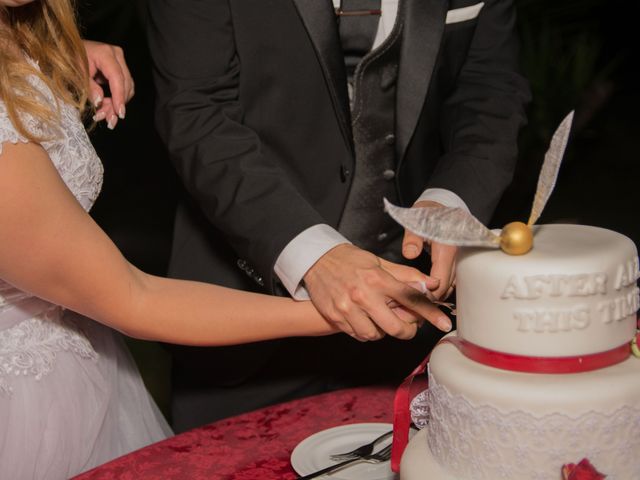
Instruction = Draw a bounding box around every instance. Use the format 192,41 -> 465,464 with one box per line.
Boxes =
83,40 -> 135,130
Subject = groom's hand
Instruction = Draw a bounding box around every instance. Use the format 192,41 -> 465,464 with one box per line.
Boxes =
401,200 -> 458,300
303,244 -> 452,341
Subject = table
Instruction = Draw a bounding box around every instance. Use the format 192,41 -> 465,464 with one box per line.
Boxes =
73,385 -> 397,479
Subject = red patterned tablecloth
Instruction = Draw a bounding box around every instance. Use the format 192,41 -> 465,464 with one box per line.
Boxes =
73,385 -> 396,480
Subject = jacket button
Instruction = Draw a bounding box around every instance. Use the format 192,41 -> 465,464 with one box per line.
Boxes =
377,232 -> 388,241
340,165 -> 351,182
384,134 -> 395,146
382,169 -> 395,180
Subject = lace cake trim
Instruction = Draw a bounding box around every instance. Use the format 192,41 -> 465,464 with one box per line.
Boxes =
0,308 -> 98,396
410,370 -> 640,479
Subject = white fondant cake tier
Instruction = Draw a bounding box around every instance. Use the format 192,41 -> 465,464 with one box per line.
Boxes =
400,429 -> 455,480
401,337 -> 640,480
457,224 -> 639,356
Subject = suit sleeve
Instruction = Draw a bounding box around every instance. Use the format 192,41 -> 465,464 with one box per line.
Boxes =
427,0 -> 531,224
146,0 -> 325,291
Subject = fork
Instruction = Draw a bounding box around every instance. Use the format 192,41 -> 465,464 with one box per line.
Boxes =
329,429 -> 393,461
297,444 -> 393,480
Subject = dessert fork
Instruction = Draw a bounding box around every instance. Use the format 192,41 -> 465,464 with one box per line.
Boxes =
297,444 -> 393,480
329,429 -> 393,461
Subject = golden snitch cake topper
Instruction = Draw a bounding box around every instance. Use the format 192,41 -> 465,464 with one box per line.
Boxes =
384,111 -> 575,255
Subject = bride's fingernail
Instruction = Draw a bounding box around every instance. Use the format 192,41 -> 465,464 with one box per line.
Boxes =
439,317 -> 452,332
93,95 -> 102,108
118,105 -> 126,120
107,115 -> 117,130
92,111 -> 106,122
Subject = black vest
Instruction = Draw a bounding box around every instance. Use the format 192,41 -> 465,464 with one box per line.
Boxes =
337,9 -> 403,258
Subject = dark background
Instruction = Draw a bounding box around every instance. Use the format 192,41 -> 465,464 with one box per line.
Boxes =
493,0 -> 639,246
77,0 -> 640,419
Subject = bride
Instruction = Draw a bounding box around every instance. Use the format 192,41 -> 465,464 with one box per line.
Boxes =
0,0 -> 439,478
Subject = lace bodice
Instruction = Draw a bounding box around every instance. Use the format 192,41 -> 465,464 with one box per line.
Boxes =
0,67 -> 103,394
0,71 -> 103,210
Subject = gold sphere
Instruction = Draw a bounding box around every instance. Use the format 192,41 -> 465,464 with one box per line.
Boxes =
500,222 -> 533,255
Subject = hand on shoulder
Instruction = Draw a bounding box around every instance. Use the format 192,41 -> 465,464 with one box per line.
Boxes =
83,40 -> 134,130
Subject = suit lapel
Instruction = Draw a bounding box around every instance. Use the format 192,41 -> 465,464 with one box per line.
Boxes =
396,0 -> 447,163
291,0 -> 354,154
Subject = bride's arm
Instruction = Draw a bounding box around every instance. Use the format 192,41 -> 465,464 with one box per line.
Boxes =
0,142 -> 367,345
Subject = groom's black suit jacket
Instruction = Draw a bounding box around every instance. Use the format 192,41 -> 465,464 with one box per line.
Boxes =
148,0 -> 530,294
147,0 -> 530,428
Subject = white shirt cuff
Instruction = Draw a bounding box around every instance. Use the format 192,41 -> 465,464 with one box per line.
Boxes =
415,188 -> 470,213
274,224 -> 351,300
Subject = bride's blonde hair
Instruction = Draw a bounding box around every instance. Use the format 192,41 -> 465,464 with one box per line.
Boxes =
0,0 -> 89,142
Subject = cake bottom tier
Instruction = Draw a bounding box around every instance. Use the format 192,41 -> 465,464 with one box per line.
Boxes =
401,429 -> 455,480
400,333 -> 640,480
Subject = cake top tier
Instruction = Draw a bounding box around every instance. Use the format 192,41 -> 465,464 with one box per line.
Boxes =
456,224 -> 639,357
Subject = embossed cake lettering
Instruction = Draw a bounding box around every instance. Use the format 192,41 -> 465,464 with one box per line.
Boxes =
613,257 -> 640,290
515,306 -> 590,332
597,286 -> 640,323
502,273 -> 607,300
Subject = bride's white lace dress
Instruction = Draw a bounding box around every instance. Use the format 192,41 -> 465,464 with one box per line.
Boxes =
0,73 -> 172,479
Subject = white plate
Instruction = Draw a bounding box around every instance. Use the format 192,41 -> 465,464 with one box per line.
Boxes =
290,423 -> 396,480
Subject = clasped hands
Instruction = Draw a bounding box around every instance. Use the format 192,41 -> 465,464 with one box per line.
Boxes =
304,201 -> 456,342
80,41 -> 456,342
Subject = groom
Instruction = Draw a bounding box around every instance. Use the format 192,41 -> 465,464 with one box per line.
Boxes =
147,0 -> 530,431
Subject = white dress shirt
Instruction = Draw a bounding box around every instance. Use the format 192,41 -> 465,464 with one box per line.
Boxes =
274,0 -> 470,300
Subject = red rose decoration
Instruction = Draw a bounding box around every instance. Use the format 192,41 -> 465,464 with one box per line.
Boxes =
562,458 -> 606,480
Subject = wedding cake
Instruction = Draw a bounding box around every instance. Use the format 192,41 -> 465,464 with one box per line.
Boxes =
400,223 -> 640,480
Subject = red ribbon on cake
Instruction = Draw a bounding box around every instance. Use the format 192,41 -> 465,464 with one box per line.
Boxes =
442,336 -> 630,374
390,335 -> 632,472
391,352 -> 430,472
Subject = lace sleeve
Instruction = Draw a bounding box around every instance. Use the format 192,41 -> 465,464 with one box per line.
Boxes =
0,101 -> 30,156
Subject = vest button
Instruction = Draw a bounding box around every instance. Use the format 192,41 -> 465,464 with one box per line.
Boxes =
340,165 -> 351,182
382,169 -> 395,180
384,133 -> 395,145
